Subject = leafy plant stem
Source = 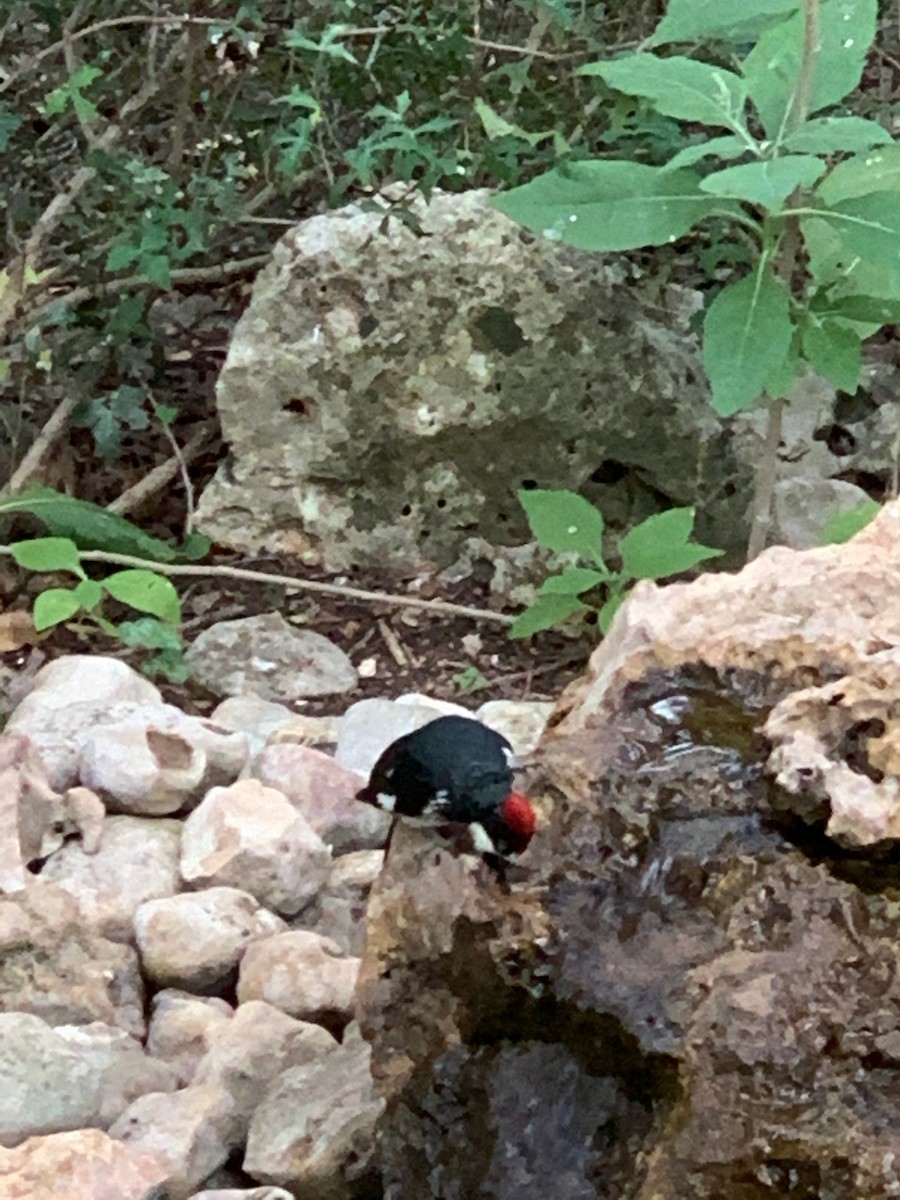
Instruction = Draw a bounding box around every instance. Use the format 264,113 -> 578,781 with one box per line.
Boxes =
746,394 -> 785,560
786,0 -> 821,137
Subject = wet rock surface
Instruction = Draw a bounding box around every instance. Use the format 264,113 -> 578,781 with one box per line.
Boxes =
356,502 -> 900,1200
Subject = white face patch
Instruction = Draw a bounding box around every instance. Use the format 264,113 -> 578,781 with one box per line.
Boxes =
376,792 -> 396,813
469,822 -> 497,856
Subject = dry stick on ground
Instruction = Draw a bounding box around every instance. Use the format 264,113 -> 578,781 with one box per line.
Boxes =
106,425 -> 211,516
60,550 -> 516,625
4,396 -> 80,494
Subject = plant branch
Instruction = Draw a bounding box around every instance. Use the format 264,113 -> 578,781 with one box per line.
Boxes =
0,548 -> 515,625
787,0 -> 821,133
746,396 -> 785,560
4,396 -> 80,495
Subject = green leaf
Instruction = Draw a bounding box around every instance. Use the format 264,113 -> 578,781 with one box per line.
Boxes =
597,590 -> 627,634
743,0 -> 877,140
816,145 -> 900,205
143,648 -> 190,683
651,0 -> 801,44
0,487 -> 177,561
518,489 -> 605,564
9,537 -> 85,578
106,243 -> 138,271
117,616 -> 183,650
33,588 -> 83,631
73,579 -> 104,610
801,215 -> 900,299
473,98 -> 554,147
763,329 -> 802,399
539,567 -> 607,595
579,55 -> 746,130
700,155 -> 825,208
0,102 -> 22,152
817,192 -> 900,270
801,320 -> 862,391
702,270 -> 794,415
140,254 -> 171,289
492,161 -> 728,252
663,136 -> 750,171
509,594 -> 590,638
618,508 -> 724,580
819,499 -> 880,544
821,295 -> 900,323
102,570 -> 180,624
783,116 -> 891,154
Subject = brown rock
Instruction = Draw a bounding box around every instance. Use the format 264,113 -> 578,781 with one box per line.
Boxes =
237,931 -> 359,1023
0,1127 -> 167,1200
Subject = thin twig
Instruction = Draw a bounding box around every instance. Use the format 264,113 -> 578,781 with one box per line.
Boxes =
377,618 -> 410,666
746,396 -> 785,560
5,396 -> 79,494
0,547 -> 516,624
148,396 -> 197,535
106,425 -> 210,516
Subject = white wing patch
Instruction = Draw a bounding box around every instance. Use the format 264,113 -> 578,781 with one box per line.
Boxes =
421,789 -> 450,817
376,792 -> 397,812
502,746 -> 518,769
469,822 -> 497,856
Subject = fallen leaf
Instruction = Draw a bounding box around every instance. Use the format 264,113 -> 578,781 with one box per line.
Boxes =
0,609 -> 41,652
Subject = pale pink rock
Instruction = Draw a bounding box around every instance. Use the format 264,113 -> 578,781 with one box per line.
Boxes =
135,888 -> 286,992
237,931 -> 359,1021
251,744 -> 388,853
147,992 -> 234,1088
111,1085 -> 236,1200
180,780 -> 331,915
0,1128 -> 168,1200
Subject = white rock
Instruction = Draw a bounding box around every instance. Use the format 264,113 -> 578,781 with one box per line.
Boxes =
8,656 -> 160,727
190,1189 -> 293,1199
194,1000 -> 336,1137
0,1013 -> 177,1148
185,612 -> 358,700
135,887 -> 287,992
265,712 -> 341,748
335,697 -> 449,776
243,1024 -> 383,1196
237,931 -> 359,1021
395,692 -> 472,717
210,696 -> 296,753
7,699 -> 248,795
0,1128 -> 169,1199
147,992 -> 234,1088
475,699 -> 554,755
250,743 -> 389,853
80,721 -> 206,815
180,780 -> 331,915
298,850 -> 383,956
40,815 -> 181,940
111,1084 -> 235,1200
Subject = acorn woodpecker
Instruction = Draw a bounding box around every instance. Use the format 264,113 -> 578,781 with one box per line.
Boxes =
355,714 -> 536,864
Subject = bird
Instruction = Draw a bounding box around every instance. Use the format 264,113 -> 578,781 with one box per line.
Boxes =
355,714 -> 536,868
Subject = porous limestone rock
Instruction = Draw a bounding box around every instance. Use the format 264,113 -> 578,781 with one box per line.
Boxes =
195,188 -> 743,570
237,931 -> 359,1024
356,499 -> 900,1199
146,992 -> 234,1088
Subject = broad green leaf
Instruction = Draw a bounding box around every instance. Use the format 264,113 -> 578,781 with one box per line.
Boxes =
784,116 -> 891,154
140,254 -> 171,289
492,161 -> 727,252
102,570 -> 180,624
509,594 -> 590,638
539,567 -> 607,595
0,487 -> 178,560
651,0 -> 800,44
801,215 -> 900,299
73,579 -> 104,610
700,155 -> 825,208
0,102 -> 22,152
518,489 -> 605,564
144,649 -> 190,684
817,192 -> 900,271
743,0 -> 877,141
33,588 -> 83,631
9,537 -> 84,578
579,55 -> 746,130
618,508 -> 724,580
816,145 -> 900,205
663,135 -> 750,171
764,329 -> 802,399
819,499 -> 880,544
702,270 -> 794,415
801,320 -> 862,391
821,295 -> 900,323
